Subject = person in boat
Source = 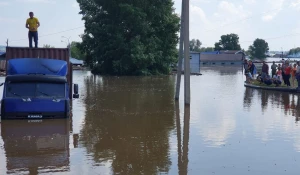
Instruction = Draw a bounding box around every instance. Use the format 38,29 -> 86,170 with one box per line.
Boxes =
256,72 -> 263,83
244,59 -> 249,79
276,67 -> 282,82
295,61 -> 300,90
271,61 -> 278,78
272,75 -> 282,87
283,62 -> 291,87
291,63 -> 297,87
261,61 -> 269,80
246,60 -> 256,83
263,74 -> 273,85
243,59 -> 248,72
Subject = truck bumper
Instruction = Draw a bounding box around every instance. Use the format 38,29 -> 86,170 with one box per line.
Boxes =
0,99 -> 70,120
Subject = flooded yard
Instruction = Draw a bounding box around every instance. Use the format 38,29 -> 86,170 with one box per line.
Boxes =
0,65 -> 300,174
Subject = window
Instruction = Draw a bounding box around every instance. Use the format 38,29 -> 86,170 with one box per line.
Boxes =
6,82 -> 65,98
36,83 -> 65,98
6,83 -> 36,97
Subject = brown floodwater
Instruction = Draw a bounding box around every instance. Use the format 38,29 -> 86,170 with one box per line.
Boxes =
1,64 -> 300,175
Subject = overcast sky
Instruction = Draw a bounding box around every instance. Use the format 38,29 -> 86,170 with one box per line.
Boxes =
0,0 -> 299,51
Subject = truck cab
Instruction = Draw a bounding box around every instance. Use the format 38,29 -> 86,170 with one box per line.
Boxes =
0,58 -> 79,119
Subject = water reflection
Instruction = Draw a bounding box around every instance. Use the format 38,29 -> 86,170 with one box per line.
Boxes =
243,88 -> 300,121
80,76 -> 176,174
179,106 -> 190,175
175,102 -> 182,174
1,119 -> 70,174
200,65 -> 242,76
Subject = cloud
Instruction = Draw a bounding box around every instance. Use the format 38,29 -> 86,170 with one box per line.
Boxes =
191,0 -> 212,3
262,0 -> 285,21
72,2 -> 79,9
190,5 -> 210,25
291,0 -> 300,10
0,17 -> 16,23
15,0 -> 56,4
244,0 -> 256,4
205,1 -> 251,30
218,1 -> 249,17
0,2 -> 9,6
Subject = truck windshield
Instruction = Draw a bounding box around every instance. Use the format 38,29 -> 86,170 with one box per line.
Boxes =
6,82 -> 65,98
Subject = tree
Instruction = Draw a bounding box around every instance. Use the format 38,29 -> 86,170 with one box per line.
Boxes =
289,47 -> 300,55
248,38 -> 269,60
81,76 -> 175,174
200,47 -> 214,52
70,41 -> 85,60
77,0 -> 180,76
214,33 -> 241,51
43,44 -> 54,48
189,39 -> 202,52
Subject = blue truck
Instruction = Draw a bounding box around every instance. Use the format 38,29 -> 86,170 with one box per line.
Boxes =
0,47 -> 79,120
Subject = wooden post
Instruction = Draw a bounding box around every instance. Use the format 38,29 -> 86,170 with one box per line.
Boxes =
184,0 -> 190,105
175,0 -> 185,100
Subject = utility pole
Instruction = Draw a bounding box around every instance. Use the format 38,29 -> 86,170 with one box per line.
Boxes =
184,0 -> 190,105
62,36 -> 71,57
175,0 -> 185,100
6,39 -> 8,47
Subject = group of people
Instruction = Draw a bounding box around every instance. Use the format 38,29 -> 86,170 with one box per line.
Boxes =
244,59 -> 300,89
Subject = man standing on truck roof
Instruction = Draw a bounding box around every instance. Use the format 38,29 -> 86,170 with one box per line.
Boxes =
26,12 -> 40,48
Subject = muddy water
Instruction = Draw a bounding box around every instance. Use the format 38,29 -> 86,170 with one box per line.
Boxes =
0,65 -> 300,175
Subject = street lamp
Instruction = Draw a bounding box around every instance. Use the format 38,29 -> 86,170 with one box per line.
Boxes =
61,36 -> 71,58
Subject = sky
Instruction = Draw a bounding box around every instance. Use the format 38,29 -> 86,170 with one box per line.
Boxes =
0,0 -> 299,51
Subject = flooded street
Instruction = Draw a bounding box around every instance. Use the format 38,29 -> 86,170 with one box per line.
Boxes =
1,65 -> 300,175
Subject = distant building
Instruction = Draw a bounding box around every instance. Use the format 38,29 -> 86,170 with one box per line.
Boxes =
200,50 -> 244,65
181,52 -> 201,73
0,52 -> 5,59
70,57 -> 84,66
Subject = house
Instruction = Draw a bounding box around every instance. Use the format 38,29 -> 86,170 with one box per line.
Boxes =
181,51 -> 201,73
0,52 -> 5,59
200,50 -> 245,65
70,57 -> 84,66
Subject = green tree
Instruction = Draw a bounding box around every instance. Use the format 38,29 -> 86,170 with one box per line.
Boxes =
70,41 -> 85,60
77,0 -> 180,76
200,47 -> 214,52
189,39 -> 202,52
43,44 -> 54,48
248,38 -> 269,60
289,47 -> 300,55
214,33 -> 241,51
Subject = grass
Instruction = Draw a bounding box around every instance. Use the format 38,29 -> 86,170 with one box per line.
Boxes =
248,76 -> 298,88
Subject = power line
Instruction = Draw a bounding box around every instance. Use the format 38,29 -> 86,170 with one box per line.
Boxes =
240,32 -> 300,44
203,5 -> 286,32
9,26 -> 84,43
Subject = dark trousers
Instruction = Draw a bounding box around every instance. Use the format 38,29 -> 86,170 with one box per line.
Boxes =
264,80 -> 273,85
285,74 -> 291,86
297,76 -> 300,89
28,31 -> 38,48
272,71 -> 276,78
282,71 -> 286,84
273,80 -> 282,86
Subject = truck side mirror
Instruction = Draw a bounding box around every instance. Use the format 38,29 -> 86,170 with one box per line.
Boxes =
73,84 -> 79,99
